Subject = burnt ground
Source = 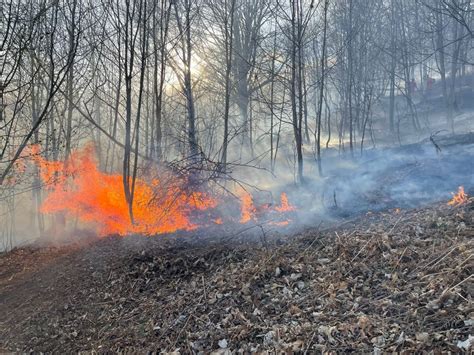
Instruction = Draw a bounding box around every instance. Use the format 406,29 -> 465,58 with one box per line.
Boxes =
0,198 -> 472,352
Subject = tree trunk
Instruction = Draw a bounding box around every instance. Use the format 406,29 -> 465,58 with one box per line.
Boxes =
221,0 -> 236,171
316,0 -> 328,176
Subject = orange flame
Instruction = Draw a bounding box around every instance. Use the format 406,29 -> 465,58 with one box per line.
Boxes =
275,192 -> 296,212
271,220 -> 290,226
239,191 -> 296,225
447,186 -> 468,206
27,144 -> 217,236
21,144 -> 299,235
240,192 -> 257,223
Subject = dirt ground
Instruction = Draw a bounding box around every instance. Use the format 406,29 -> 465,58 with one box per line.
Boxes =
0,198 -> 472,353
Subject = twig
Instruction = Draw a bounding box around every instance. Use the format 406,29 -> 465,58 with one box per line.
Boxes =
429,131 -> 443,154
302,221 -> 324,255
304,331 -> 316,354
441,274 -> 473,296
171,313 -> 191,349
201,275 -> 207,300
420,245 -> 458,271
429,130 -> 447,154
387,215 -> 403,235
391,246 -> 408,273
349,234 -> 375,265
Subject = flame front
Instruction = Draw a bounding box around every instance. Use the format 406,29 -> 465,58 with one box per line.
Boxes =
28,144 -> 217,236
447,186 -> 468,206
22,145 -> 298,236
240,192 -> 257,223
275,192 -> 296,212
239,191 -> 296,225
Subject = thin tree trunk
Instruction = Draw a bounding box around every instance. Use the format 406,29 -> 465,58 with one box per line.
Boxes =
221,0 -> 235,171
290,0 -> 304,184
316,0 -> 328,176
153,0 -> 171,161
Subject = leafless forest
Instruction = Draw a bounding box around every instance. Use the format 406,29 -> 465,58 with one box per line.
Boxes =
0,0 -> 473,352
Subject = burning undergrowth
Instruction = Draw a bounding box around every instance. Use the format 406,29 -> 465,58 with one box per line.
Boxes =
20,144 -> 297,239
1,135 -> 473,352
448,186 -> 469,206
24,144 -> 217,236
9,132 -> 473,244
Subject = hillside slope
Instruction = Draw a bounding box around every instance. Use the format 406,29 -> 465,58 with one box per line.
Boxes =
1,199 -> 472,352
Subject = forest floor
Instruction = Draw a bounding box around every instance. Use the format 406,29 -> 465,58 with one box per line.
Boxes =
0,197 -> 472,352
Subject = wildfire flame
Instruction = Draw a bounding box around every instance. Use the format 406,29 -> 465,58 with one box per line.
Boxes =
239,191 -> 296,225
240,192 -> 257,223
447,186 -> 468,206
26,144 -> 217,236
275,192 -> 296,212
20,144 -> 298,236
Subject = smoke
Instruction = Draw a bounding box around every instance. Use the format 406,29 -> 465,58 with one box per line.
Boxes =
189,132 -> 471,245
281,132 -> 474,224
1,132 -> 472,251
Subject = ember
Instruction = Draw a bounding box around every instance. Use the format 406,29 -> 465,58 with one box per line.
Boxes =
447,186 -> 468,206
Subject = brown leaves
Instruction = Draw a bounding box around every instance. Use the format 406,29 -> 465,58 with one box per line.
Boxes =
1,200 -> 472,352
